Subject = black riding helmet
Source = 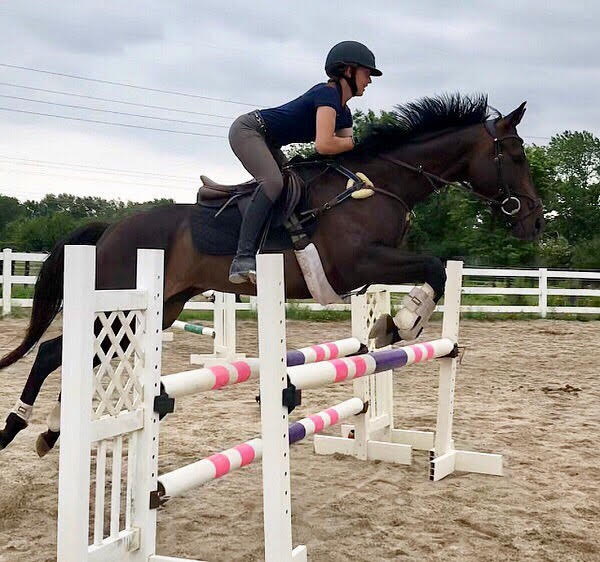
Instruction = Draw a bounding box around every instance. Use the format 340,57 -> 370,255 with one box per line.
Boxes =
325,41 -> 383,78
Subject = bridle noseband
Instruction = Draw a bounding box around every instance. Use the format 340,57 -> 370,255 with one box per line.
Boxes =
483,119 -> 523,216
379,119 -> 542,221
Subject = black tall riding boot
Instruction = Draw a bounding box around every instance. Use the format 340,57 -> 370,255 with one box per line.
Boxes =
229,188 -> 274,284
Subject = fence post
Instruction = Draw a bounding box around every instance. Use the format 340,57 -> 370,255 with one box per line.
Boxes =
539,268 -> 548,318
2,248 -> 12,316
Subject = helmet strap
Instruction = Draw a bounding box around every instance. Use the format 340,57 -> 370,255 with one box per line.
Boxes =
345,66 -> 358,96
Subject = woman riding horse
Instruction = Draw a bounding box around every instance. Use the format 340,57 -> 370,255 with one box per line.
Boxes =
228,40 -> 381,283
0,91 -> 544,455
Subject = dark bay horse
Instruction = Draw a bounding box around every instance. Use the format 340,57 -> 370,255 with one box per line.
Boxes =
0,94 -> 543,455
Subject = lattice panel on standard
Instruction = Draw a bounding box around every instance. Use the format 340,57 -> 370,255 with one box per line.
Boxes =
93,310 -> 145,418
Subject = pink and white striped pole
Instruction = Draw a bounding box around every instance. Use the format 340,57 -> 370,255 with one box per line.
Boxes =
288,338 -> 455,391
157,397 -> 364,500
161,337 -> 364,398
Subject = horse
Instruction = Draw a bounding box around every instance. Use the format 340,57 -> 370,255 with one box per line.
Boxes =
0,93 -> 543,455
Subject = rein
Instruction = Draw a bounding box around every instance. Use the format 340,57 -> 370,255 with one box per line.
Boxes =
289,117 -> 543,227
379,119 -> 543,220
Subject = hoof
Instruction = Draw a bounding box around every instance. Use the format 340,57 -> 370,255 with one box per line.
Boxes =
368,314 -> 401,348
35,430 -> 60,458
0,412 -> 28,451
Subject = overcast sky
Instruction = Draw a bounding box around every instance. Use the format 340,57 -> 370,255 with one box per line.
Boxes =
0,1 -> 598,203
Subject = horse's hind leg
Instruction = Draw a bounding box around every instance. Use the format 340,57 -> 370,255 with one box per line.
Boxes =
0,335 -> 63,451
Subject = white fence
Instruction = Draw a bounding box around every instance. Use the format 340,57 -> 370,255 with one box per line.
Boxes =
1,248 -> 47,316
2,249 -> 599,317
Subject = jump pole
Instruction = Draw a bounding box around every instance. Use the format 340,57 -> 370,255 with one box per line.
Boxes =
156,397 -> 364,500
160,337 -> 364,399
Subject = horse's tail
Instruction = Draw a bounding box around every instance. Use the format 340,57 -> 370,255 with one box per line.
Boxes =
0,222 -> 110,370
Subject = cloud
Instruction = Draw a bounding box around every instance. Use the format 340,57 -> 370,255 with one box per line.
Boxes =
0,0 -> 598,201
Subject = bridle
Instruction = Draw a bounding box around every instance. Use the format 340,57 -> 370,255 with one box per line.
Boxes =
379,119 -> 543,219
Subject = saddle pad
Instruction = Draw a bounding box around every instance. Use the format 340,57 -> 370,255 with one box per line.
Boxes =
189,204 -> 295,256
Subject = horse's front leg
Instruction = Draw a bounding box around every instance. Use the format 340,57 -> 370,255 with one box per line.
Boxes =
356,244 -> 446,347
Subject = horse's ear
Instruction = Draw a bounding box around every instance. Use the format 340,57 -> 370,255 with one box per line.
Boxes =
501,101 -> 527,128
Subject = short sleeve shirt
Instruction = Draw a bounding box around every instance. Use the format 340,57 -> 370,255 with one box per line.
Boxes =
258,83 -> 352,148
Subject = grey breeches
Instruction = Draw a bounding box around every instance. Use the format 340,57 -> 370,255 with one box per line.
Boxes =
228,112 -> 286,202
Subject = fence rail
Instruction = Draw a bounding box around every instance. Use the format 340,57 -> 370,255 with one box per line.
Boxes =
1,249 -> 599,317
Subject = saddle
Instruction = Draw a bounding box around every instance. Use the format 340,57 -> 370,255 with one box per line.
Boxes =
197,168 -> 305,228
191,161 -> 371,257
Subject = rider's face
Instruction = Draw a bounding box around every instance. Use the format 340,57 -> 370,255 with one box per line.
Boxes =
354,67 -> 372,96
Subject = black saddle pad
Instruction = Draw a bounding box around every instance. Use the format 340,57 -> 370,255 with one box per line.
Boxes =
189,203 -> 296,255
190,185 -> 316,256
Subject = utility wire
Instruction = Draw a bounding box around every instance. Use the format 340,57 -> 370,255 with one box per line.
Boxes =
0,155 -> 198,181
1,166 -> 196,192
0,94 -> 230,128
0,63 -> 259,107
0,79 -> 554,141
0,185 -> 50,199
1,161 -> 193,188
0,82 -> 236,119
0,107 -> 228,138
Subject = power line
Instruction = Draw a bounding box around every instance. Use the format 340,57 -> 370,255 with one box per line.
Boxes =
0,79 -> 556,142
0,63 -> 260,107
0,82 -> 236,119
0,186 -> 50,199
0,107 -> 228,138
0,155 -> 198,181
0,94 -> 230,128
1,166 -> 196,192
1,162 -> 193,188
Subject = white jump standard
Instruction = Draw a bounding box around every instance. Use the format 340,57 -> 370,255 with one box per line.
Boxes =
311,260 -> 503,480
57,248 -> 503,562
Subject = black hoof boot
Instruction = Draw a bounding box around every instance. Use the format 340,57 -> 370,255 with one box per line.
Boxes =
36,429 -> 60,457
0,412 -> 28,451
368,314 -> 402,348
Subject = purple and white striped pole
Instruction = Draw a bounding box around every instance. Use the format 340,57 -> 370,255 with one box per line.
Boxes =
157,397 -> 364,499
161,337 -> 364,398
288,338 -> 455,390
286,337 -> 364,366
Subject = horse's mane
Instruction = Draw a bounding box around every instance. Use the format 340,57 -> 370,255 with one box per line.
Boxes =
290,92 -> 495,164
355,92 -> 493,155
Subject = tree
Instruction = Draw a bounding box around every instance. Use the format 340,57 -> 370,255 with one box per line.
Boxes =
543,131 -> 600,245
0,195 -> 26,246
3,213 -> 82,252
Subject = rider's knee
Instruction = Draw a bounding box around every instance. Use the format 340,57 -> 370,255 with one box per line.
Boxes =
261,174 -> 284,201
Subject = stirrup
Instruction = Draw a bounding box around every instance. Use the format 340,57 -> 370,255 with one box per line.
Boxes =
229,255 -> 257,284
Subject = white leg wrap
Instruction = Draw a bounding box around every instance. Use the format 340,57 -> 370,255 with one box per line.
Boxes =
393,283 -> 436,340
12,400 -> 33,422
47,401 -> 61,432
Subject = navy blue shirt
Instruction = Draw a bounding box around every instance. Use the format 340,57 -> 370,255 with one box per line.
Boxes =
259,83 -> 352,148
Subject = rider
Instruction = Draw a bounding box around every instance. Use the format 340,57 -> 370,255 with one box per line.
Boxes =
228,40 -> 382,283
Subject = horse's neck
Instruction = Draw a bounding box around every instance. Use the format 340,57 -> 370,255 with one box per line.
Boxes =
387,127 -> 475,206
